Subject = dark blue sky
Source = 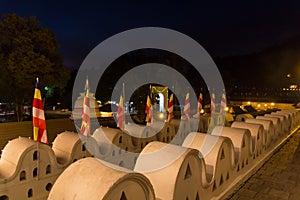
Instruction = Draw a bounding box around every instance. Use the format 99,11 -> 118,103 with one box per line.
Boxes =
1,0 -> 300,69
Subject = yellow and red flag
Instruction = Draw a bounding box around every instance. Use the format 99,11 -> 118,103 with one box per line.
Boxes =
183,93 -> 190,120
80,78 -> 91,137
145,85 -> 152,123
210,92 -> 216,116
117,95 -> 125,131
197,92 -> 203,115
220,92 -> 226,114
167,94 -> 174,123
32,78 -> 48,144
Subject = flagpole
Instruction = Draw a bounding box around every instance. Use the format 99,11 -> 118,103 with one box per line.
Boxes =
37,141 -> 39,180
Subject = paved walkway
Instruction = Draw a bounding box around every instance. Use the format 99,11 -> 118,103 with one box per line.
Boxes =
228,129 -> 300,200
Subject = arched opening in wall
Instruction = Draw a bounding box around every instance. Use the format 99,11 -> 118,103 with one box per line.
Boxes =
0,195 -> 9,200
212,181 -> 217,192
162,137 -> 165,142
20,170 -> 26,181
219,174 -> 224,186
131,137 -> 138,147
112,150 -> 115,156
125,147 -> 128,152
119,136 -> 123,144
167,136 -> 169,142
120,191 -> 127,200
156,92 -> 165,112
46,164 -> 51,174
184,163 -> 192,180
33,151 -> 38,160
195,192 -> 200,200
220,148 -> 225,160
27,189 -> 33,198
119,161 -> 124,167
45,183 -> 53,191
82,143 -> 86,151
167,127 -> 169,133
33,168 -> 38,177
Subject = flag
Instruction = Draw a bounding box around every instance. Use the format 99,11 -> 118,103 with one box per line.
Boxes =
117,95 -> 125,131
210,92 -> 216,116
80,78 -> 91,137
167,94 -> 174,123
220,92 -> 226,114
183,93 -> 190,120
218,92 -> 227,125
197,92 -> 203,115
145,85 -> 152,123
32,78 -> 48,144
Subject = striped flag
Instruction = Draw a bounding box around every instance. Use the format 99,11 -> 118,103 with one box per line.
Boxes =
220,92 -> 226,114
167,94 -> 174,123
183,93 -> 190,120
197,92 -> 203,115
210,92 -> 216,116
32,78 -> 48,144
80,78 -> 91,137
117,95 -> 125,131
145,85 -> 152,123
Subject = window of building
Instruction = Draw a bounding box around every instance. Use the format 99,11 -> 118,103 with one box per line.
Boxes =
33,168 -> 38,177
33,151 -> 38,160
46,165 -> 51,174
27,189 -> 33,198
45,183 -> 52,191
0,195 -> 9,200
20,171 -> 26,181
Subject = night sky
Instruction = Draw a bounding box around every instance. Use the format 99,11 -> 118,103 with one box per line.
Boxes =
1,0 -> 300,69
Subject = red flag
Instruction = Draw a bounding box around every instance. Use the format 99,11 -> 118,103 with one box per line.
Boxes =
80,78 -> 91,137
210,92 -> 216,116
145,85 -> 152,123
184,93 -> 190,120
220,92 -> 226,114
32,78 -> 48,144
197,92 -> 203,115
167,94 -> 174,123
117,95 -> 125,131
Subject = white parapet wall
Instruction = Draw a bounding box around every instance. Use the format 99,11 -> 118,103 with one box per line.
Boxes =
48,157 -> 156,200
231,121 -> 264,160
182,132 -> 236,198
0,132 -> 91,200
134,141 -> 209,200
0,109 -> 300,200
245,118 -> 275,148
211,126 -> 253,175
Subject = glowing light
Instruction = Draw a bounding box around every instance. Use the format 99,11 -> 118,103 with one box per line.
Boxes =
225,107 -> 229,112
247,101 -> 251,105
271,103 -> 275,106
264,103 -> 267,107
159,113 -> 165,119
257,104 -> 261,108
200,109 -> 205,114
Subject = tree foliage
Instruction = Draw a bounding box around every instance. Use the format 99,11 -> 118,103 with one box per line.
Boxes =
0,14 -> 70,121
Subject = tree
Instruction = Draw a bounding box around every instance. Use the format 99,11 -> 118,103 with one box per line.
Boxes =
0,14 -> 70,121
